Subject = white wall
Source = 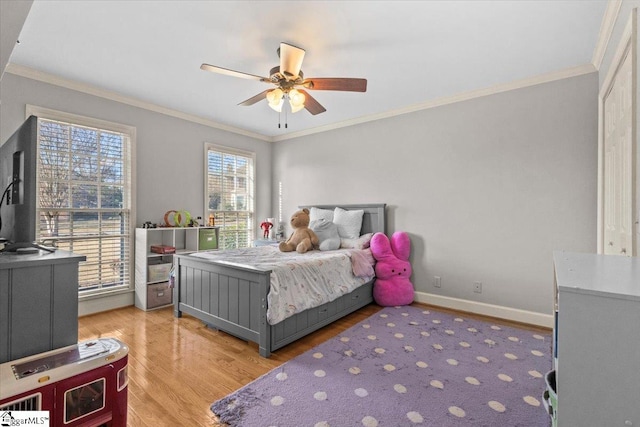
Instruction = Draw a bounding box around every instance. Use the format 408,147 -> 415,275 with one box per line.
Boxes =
273,73 -> 599,317
0,69 -> 600,320
0,73 -> 272,228
0,72 -> 271,314
0,0 -> 33,80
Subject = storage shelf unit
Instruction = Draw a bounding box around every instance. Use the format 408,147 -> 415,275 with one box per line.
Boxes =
135,227 -> 219,311
553,251 -> 639,427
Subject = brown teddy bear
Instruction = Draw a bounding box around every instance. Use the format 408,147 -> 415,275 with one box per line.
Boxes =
278,208 -> 319,253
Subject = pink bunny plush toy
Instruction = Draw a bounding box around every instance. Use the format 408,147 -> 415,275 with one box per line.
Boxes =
370,232 -> 414,306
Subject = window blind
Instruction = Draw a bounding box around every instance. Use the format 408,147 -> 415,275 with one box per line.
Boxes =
37,118 -> 132,292
205,145 -> 255,249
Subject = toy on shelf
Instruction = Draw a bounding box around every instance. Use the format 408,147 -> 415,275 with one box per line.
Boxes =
261,220 -> 273,239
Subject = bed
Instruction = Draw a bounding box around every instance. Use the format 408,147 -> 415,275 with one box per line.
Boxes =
173,203 -> 385,357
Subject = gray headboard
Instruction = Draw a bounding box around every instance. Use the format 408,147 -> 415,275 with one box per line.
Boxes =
299,203 -> 386,235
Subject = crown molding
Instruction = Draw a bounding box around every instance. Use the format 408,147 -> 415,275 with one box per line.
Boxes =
272,63 -> 597,142
592,0 -> 623,70
5,63 -> 271,142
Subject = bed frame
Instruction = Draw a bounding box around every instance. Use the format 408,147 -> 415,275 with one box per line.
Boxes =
173,203 -> 385,357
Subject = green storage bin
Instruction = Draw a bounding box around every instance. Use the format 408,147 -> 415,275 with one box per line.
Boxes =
199,227 -> 218,250
544,370 -> 557,427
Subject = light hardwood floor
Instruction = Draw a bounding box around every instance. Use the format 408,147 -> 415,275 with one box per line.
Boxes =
78,303 -> 549,427
78,304 -> 382,426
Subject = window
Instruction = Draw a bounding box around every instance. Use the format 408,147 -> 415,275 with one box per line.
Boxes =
204,144 -> 255,248
28,106 -> 135,295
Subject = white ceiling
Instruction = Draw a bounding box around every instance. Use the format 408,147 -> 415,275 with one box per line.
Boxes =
6,0 -> 608,140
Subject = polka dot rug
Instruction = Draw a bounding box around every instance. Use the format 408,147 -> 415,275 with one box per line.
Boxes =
211,305 -> 552,426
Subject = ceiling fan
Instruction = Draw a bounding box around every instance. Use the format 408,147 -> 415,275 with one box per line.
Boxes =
200,42 -> 367,116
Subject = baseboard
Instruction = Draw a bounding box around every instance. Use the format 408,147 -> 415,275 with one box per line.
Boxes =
414,291 -> 553,329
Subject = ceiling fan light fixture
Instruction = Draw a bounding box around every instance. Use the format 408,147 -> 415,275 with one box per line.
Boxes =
289,89 -> 306,113
266,88 -> 284,112
201,42 -> 367,119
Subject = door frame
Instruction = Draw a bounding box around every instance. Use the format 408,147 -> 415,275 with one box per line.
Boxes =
597,9 -> 638,256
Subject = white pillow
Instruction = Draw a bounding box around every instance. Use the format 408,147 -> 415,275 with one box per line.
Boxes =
333,207 -> 364,239
310,207 -> 334,223
340,233 -> 373,249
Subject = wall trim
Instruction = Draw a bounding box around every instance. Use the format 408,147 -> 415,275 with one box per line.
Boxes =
271,63 -> 597,142
414,291 -> 554,328
5,63 -> 270,142
592,0 -> 623,70
7,62 -> 596,144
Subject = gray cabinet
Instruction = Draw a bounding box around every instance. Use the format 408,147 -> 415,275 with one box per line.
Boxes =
135,227 -> 219,311
0,250 -> 86,363
553,251 -> 640,427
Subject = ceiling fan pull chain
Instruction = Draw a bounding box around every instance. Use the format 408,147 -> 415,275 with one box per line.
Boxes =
285,107 -> 288,128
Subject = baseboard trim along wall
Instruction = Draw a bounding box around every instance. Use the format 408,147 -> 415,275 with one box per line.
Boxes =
77,289 -> 553,327
414,291 -> 554,329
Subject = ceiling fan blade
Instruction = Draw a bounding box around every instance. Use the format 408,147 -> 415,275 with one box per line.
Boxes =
238,90 -> 271,106
298,90 -> 326,115
200,63 -> 268,82
279,42 -> 305,80
300,78 -> 367,92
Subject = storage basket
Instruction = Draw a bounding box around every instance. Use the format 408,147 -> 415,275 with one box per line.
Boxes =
147,282 -> 172,309
147,262 -> 172,282
198,228 -> 218,250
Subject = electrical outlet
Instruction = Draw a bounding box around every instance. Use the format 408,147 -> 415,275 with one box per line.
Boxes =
433,276 -> 441,288
473,281 -> 482,293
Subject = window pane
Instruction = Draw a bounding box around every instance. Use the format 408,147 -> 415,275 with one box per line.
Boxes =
39,211 -> 71,238
72,212 -> 100,236
101,158 -> 123,184
40,149 -> 69,179
71,127 -> 97,154
39,181 -> 69,209
101,185 -> 123,208
72,154 -> 99,181
40,122 -> 69,151
100,132 -> 123,158
72,184 -> 98,208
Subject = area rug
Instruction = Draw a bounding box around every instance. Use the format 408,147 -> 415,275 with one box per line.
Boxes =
211,305 -> 552,426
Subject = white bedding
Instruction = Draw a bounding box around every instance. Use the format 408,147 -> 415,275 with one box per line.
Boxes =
189,246 -> 374,325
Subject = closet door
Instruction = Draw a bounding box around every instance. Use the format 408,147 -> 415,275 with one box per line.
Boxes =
603,45 -> 633,256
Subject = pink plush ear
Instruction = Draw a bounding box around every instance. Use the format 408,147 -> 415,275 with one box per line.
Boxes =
370,232 -> 393,261
390,232 -> 410,261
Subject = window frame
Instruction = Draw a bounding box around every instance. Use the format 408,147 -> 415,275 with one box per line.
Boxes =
203,143 -> 255,248
26,105 -> 136,298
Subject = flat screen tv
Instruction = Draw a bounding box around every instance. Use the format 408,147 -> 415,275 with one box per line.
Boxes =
0,115 -> 47,252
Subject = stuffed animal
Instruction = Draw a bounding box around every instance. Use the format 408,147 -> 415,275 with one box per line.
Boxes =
278,208 -> 319,253
370,232 -> 414,306
310,218 -> 340,251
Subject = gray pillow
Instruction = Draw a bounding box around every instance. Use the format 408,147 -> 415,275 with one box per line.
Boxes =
309,218 -> 341,251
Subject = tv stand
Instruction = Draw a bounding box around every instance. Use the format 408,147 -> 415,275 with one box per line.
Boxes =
0,249 -> 86,363
1,241 -> 56,253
